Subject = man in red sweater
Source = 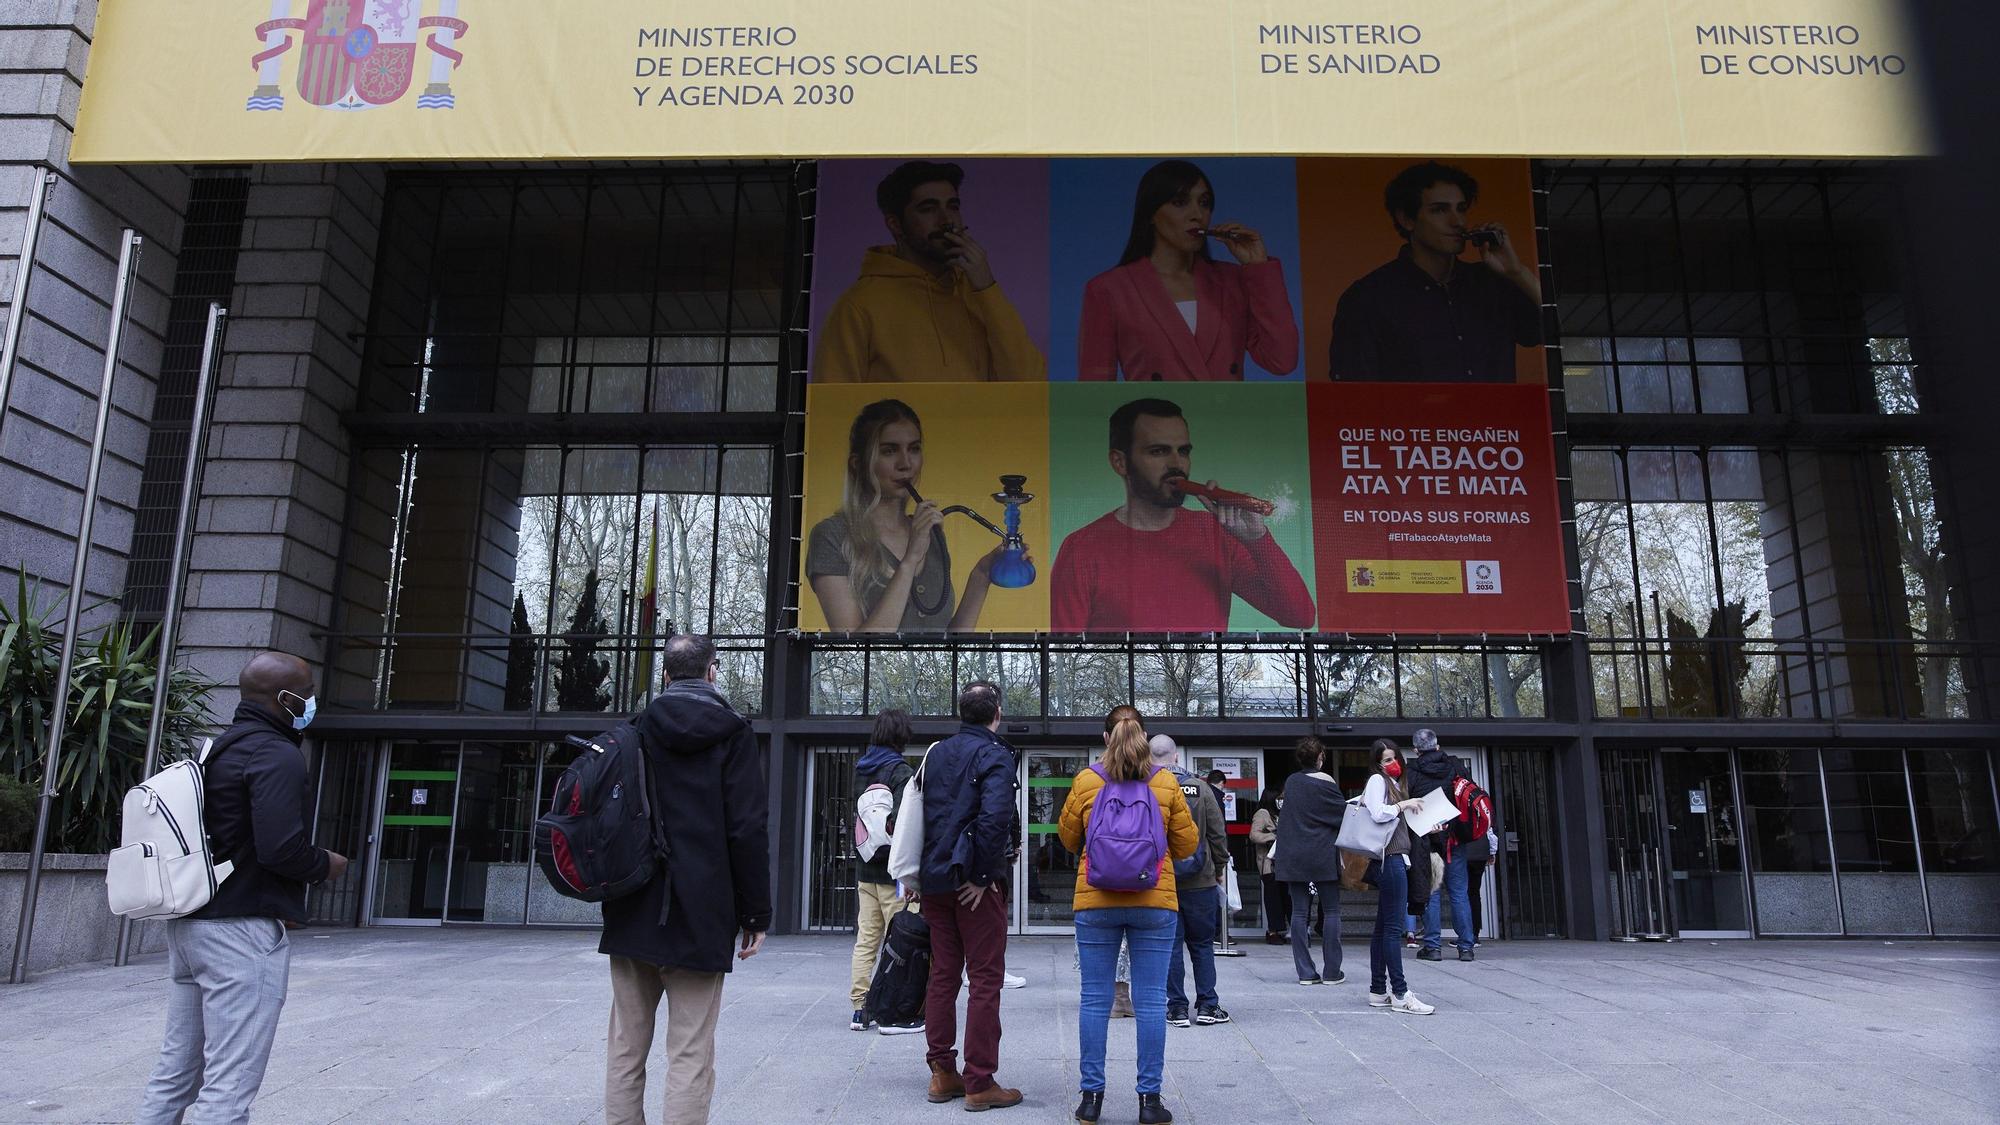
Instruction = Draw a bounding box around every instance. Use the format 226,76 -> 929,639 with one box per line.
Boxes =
1052,397 -> 1316,631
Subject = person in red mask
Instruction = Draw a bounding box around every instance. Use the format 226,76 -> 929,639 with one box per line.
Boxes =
1360,738 -> 1432,1014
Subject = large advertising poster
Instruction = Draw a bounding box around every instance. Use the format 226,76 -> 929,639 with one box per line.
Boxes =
797,156 -> 1571,635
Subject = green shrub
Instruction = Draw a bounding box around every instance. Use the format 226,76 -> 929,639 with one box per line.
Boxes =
0,576 -> 216,853
0,773 -> 34,851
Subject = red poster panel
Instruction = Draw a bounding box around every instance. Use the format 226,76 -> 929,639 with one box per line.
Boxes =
1307,384 -> 1569,634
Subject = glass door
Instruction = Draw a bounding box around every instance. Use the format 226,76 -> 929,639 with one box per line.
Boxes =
1020,749 -> 1091,934
1187,751 -> 1264,937
372,742 -> 460,924
1659,749 -> 1751,935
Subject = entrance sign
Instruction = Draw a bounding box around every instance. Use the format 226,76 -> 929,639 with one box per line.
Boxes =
74,0 -> 1927,163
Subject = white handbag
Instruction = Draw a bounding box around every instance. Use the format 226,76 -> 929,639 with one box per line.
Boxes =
883,742 -> 937,888
1335,795 -> 1397,860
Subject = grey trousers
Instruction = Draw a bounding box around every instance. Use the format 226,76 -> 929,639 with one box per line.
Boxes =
135,916 -> 293,1125
605,956 -> 727,1125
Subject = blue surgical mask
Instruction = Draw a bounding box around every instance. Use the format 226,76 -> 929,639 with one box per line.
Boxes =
280,689 -> 317,731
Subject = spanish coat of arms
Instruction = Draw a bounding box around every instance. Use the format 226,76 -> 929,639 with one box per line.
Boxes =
248,0 -> 469,110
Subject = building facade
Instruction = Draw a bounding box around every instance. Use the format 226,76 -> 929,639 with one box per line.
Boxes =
2,3 -> 1994,942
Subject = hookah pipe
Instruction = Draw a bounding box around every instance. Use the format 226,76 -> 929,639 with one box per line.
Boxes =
904,476 -> 1039,616
1175,479 -> 1277,517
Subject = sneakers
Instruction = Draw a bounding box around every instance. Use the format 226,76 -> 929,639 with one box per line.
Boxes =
1166,1003 -> 1192,1027
1193,1004 -> 1231,1025
1368,990 -> 1393,1008
1458,948 -> 1476,962
1002,971 -> 1026,989
1416,948 -> 1444,962
1297,976 -> 1323,986
1391,990 -> 1436,1015
1326,971 -> 1347,985
850,1009 -> 872,1031
878,1018 -> 924,1036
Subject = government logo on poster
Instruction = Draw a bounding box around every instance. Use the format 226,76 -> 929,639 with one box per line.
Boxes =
245,0 -> 469,111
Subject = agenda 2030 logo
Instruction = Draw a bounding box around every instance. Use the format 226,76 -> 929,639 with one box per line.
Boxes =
246,1 -> 470,111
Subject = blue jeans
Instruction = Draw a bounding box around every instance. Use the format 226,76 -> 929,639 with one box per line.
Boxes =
1165,885 -> 1219,1010
1287,881 -> 1341,981
1423,843 -> 1475,953
1370,854 -> 1410,996
1075,907 -> 1176,1095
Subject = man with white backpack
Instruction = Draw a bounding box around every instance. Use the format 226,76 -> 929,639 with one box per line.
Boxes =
134,651 -> 346,1125
849,708 -> 917,1032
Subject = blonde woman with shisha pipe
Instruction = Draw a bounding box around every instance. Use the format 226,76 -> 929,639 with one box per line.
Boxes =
805,398 -> 1025,632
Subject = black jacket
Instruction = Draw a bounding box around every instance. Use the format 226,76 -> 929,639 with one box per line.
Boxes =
191,703 -> 330,925
918,723 -> 1018,895
1408,747 -> 1464,799
599,679 -> 771,973
1271,772 -> 1345,884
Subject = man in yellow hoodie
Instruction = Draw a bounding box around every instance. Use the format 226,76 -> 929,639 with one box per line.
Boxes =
814,161 -> 1046,382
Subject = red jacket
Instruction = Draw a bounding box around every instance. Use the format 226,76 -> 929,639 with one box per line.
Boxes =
1077,257 -> 1299,381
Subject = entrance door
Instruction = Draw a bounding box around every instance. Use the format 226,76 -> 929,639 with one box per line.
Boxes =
1020,749 -> 1092,933
1659,749 -> 1751,936
1185,750 -> 1265,937
371,742 -> 459,924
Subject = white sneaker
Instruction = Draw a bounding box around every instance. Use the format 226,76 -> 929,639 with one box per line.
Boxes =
1391,991 -> 1435,1015
1368,990 -> 1393,1008
1002,971 -> 1026,989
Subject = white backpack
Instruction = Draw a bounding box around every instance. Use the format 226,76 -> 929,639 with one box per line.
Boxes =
853,783 -> 897,863
106,738 -> 236,920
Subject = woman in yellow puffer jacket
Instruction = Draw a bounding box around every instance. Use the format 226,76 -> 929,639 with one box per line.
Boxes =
1057,706 -> 1197,1125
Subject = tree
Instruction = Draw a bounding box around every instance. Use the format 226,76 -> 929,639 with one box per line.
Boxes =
503,593 -> 537,711
553,569 -> 612,712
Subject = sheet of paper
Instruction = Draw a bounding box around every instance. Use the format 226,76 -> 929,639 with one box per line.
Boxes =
1404,787 -> 1461,836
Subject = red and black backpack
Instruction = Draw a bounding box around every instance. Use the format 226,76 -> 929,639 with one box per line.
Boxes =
534,723 -> 672,914
1446,773 -> 1494,845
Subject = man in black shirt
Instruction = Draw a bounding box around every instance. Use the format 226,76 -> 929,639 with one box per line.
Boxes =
1328,161 -> 1542,382
137,651 -> 345,1125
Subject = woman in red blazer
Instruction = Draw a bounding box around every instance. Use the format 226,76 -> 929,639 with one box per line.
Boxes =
1078,160 -> 1300,381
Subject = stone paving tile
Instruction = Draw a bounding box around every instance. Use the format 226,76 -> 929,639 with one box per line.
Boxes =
0,931 -> 1996,1124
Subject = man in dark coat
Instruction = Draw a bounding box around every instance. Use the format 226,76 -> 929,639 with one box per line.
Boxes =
1405,727 -> 1477,962
917,681 -> 1024,1111
600,634 -> 770,1125
137,651 -> 345,1125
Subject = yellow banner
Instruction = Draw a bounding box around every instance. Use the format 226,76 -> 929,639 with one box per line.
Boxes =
72,0 -> 1929,164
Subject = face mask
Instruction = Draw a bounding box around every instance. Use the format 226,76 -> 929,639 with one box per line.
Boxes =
280,689 -> 317,731
1384,760 -> 1403,779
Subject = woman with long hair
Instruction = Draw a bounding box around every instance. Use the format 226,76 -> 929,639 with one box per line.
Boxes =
1248,788 -> 1289,944
1077,159 -> 1299,381
1271,737 -> 1346,985
1360,738 -> 1435,1015
1058,706 -> 1196,1124
805,398 -> 1013,631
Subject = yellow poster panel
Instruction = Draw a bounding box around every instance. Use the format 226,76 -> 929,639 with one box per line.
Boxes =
1344,560 -> 1465,595
800,384 -> 1052,634
73,0 -> 1928,163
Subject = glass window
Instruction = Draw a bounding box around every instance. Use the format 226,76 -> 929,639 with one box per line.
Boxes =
1821,749 -> 1924,934
1737,748 -> 1839,934
1908,749 -> 2000,935
1134,643 -> 1219,719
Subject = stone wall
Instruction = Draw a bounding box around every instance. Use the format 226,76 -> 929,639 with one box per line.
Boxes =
0,852 -> 165,976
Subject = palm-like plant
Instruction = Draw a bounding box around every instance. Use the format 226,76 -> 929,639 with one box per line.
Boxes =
0,576 -> 216,853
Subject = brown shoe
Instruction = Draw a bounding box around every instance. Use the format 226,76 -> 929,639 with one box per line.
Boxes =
927,1060 -> 966,1103
1110,981 -> 1134,1019
964,1083 -> 1024,1112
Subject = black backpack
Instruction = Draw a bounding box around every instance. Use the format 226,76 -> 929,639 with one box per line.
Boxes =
864,909 -> 932,1026
534,723 -> 671,916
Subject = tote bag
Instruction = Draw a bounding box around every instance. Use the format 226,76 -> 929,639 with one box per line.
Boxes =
1335,795 -> 1397,860
883,742 -> 938,886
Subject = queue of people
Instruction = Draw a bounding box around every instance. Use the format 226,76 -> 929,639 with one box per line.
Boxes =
840,688 -> 1495,1123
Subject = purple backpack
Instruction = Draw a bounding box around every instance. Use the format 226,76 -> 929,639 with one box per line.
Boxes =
1082,764 -> 1168,892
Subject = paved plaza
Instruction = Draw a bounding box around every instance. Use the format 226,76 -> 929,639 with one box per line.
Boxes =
2,928 -> 1996,1124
